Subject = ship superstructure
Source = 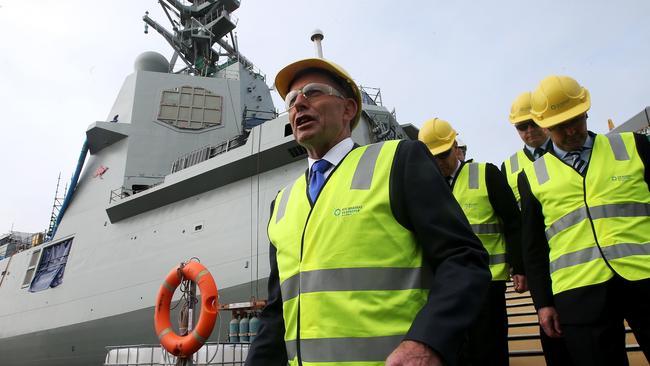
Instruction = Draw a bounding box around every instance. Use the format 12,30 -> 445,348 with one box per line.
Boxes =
0,1 -> 408,365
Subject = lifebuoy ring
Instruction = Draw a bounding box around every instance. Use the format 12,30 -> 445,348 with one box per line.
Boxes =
154,261 -> 219,357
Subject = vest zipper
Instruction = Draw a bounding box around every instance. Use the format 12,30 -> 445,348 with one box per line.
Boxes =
581,154 -> 619,276
296,156 -> 346,365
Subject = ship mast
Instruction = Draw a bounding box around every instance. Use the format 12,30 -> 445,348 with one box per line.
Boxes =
142,0 -> 254,76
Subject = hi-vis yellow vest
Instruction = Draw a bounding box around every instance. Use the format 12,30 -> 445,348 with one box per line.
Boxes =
453,162 -> 508,281
524,133 -> 650,295
267,140 -> 429,366
503,149 -> 531,204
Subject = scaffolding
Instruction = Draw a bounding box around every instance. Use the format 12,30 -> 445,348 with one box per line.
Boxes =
46,173 -> 67,240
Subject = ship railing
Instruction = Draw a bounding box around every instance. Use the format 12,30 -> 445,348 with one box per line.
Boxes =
170,135 -> 248,174
110,187 -> 132,203
359,85 -> 383,106
109,181 -> 163,203
104,342 -> 249,366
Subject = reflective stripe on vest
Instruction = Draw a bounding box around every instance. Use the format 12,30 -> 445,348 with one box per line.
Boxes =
550,242 -> 650,273
545,203 -> 650,241
350,142 -> 383,189
285,335 -> 404,362
525,133 -> 650,295
607,134 -> 630,161
471,223 -> 502,234
509,153 -> 519,174
280,267 -> 427,301
533,157 -> 550,185
490,253 -> 507,265
503,149 -> 531,204
453,162 -> 508,281
276,181 -> 295,223
268,140 -> 427,365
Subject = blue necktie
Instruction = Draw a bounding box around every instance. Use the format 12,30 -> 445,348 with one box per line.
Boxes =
309,159 -> 332,201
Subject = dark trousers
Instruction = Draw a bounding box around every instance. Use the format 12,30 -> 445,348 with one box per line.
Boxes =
555,276 -> 650,366
464,281 -> 509,366
539,325 -> 574,366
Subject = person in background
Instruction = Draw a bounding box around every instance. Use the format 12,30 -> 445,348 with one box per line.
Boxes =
502,91 -> 573,366
518,75 -> 650,366
419,118 -> 523,366
246,58 -> 490,366
456,137 -> 467,161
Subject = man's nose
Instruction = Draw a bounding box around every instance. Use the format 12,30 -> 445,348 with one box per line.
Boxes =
292,92 -> 309,110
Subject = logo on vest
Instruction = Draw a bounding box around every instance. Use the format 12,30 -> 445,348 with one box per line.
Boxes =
462,203 -> 478,210
333,205 -> 363,217
610,175 -> 631,182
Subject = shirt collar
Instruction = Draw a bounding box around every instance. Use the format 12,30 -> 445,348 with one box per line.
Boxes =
553,133 -> 595,158
307,137 -> 354,170
524,138 -> 551,155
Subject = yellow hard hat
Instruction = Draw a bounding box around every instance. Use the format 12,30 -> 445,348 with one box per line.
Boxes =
274,58 -> 362,129
418,118 -> 457,155
509,92 -> 534,124
530,75 -> 590,128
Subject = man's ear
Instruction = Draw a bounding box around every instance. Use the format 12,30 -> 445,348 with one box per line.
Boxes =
342,98 -> 358,126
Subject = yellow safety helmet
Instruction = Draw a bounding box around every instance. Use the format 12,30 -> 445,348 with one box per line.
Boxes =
509,92 -> 534,124
530,75 -> 590,128
418,118 -> 457,155
274,58 -> 362,129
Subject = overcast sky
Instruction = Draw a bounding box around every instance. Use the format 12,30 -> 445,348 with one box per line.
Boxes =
1,0 -> 649,233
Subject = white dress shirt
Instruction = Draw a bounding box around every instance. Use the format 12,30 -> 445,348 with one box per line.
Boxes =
307,137 -> 354,179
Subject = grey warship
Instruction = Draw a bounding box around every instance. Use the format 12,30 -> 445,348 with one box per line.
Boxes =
0,1 -> 409,365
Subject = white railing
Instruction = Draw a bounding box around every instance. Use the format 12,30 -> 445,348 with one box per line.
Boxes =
104,343 -> 249,366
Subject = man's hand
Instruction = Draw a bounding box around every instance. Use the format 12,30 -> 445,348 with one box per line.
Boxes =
538,306 -> 563,338
385,340 -> 443,366
512,274 -> 528,293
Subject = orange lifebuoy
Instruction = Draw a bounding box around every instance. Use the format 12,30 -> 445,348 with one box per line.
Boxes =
154,261 -> 219,357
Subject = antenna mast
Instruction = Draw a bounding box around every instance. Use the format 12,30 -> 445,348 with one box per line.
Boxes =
310,29 -> 324,58
142,0 -> 254,75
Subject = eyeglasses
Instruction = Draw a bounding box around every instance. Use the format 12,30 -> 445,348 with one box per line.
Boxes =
515,122 -> 536,131
285,83 -> 344,110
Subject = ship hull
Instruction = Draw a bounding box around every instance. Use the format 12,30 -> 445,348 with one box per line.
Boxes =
0,279 -> 266,366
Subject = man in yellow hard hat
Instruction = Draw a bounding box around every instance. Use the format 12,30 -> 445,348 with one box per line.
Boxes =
518,75 -> 650,365
503,92 -> 552,207
419,118 -> 523,366
246,58 -> 490,366
503,92 -> 574,366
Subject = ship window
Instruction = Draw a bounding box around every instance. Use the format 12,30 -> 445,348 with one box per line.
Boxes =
158,87 -> 223,129
28,238 -> 73,293
21,249 -> 42,288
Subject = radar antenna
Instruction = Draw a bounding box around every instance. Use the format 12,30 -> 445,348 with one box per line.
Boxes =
142,0 -> 254,76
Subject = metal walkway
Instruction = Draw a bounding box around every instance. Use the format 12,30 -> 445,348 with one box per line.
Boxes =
505,282 -> 646,365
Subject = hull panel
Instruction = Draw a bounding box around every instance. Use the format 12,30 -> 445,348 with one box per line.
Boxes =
0,279 -> 267,366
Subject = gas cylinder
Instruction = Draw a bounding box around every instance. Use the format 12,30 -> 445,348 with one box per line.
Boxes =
239,314 -> 250,342
229,315 -> 240,343
248,313 -> 260,343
